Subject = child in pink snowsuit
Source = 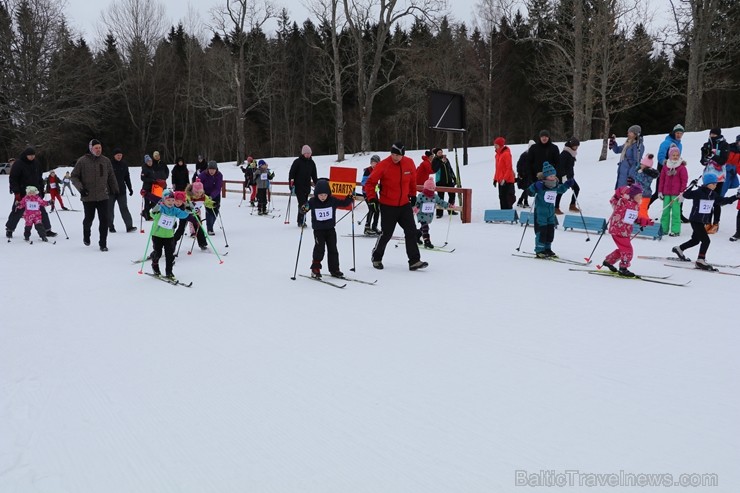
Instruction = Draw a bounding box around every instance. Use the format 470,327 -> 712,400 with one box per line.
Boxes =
602,183 -> 652,277
18,186 -> 49,241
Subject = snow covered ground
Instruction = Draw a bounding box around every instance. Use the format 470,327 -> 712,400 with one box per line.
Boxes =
1,128 -> 739,492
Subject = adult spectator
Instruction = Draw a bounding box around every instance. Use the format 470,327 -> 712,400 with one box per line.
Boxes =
171,157 -> 190,191
610,124 -> 644,189
193,154 -> 208,182
554,137 -> 581,214
493,137 -> 515,210
515,140 -> 535,208
108,148 -> 136,233
151,150 -> 169,184
432,147 -> 457,218
5,148 -> 57,239
140,155 -> 161,220
527,130 -> 560,192
198,161 -> 223,235
416,150 -> 440,186
288,144 -> 318,227
71,139 -> 119,251
651,124 -> 684,207
364,142 -> 427,271
701,128 -> 730,234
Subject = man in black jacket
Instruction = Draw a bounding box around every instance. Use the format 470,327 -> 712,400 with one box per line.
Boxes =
527,130 -> 560,186
554,137 -> 581,214
108,148 -> 136,233
432,148 -> 457,218
5,147 -> 57,239
289,144 -> 318,226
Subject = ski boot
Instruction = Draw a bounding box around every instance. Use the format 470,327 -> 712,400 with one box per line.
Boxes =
34,224 -> 47,242
544,249 -> 557,258
671,245 -> 689,261
23,226 -> 32,241
409,260 -> 429,271
364,227 -> 377,236
372,260 -> 384,270
601,260 -> 618,273
618,267 -> 636,278
423,239 -> 434,249
152,264 -> 161,276
310,261 -> 322,279
535,251 -> 549,259
695,259 -> 718,271
330,270 -> 344,279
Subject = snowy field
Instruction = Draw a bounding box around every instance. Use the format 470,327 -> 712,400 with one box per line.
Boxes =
1,128 -> 739,492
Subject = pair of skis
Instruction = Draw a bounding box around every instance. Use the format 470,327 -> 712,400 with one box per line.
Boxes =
638,255 -> 740,271
144,272 -> 193,287
512,251 -> 588,266
568,268 -> 690,286
297,274 -> 377,289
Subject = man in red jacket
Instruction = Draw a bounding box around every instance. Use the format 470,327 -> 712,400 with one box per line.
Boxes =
364,142 -> 427,271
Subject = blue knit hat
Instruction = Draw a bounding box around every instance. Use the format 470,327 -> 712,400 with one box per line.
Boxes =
144,154 -> 152,163
258,159 -> 267,167
703,174 -> 718,185
542,162 -> 556,177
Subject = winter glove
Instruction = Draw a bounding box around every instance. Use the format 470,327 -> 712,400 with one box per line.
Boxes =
300,204 -> 310,213
413,207 -> 419,214
637,217 -> 653,227
140,189 -> 147,197
534,181 -> 544,191
80,189 -> 89,197
658,193 -> 664,200
608,134 -> 617,150
688,179 -> 699,188
678,194 -> 684,203
492,180 -> 497,188
128,189 -> 133,196
408,195 -> 416,207
564,179 -> 576,188
346,193 -> 355,201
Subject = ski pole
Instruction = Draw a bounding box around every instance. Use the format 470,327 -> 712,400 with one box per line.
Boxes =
284,189 -> 292,224
187,233 -> 197,255
137,223 -> 156,274
515,202 -> 535,251
175,231 -> 184,257
573,190 -> 590,242
584,230 -> 605,264
290,212 -> 307,280
53,207 -> 69,239
217,207 -> 229,248
356,209 -> 369,225
443,208 -> 453,246
139,196 -> 145,233
337,197 -> 365,225
350,197 -> 357,272
193,213 -> 225,263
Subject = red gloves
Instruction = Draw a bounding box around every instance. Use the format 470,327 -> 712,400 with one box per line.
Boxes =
637,217 -> 653,227
156,179 -> 167,188
140,190 -> 147,197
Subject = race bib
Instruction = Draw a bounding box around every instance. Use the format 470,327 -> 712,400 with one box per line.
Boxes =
421,202 -> 435,213
623,209 -> 638,225
260,173 -> 268,181
194,203 -> 202,213
26,201 -> 40,211
698,199 -> 713,214
544,191 -> 557,204
63,179 -> 70,184
50,183 -> 57,189
158,215 -> 176,229
315,207 -> 333,221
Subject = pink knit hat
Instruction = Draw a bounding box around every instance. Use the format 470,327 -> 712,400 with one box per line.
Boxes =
301,144 -> 312,155
640,154 -> 654,167
191,180 -> 204,193
423,178 -> 436,191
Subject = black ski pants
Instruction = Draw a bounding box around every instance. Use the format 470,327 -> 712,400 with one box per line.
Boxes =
498,182 -> 516,210
83,199 -> 109,247
152,236 -> 176,276
680,222 -> 711,258
312,228 -> 340,272
372,203 -> 421,265
296,187 -> 310,225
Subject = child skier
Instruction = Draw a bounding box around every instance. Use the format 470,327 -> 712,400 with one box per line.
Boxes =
672,174 -> 739,270
61,171 -> 75,197
602,183 -> 652,277
254,159 -> 275,215
630,153 -> 659,220
149,189 -> 192,279
45,171 -> 68,211
526,162 -> 574,257
239,157 -> 258,206
301,178 -> 354,278
17,186 -> 49,241
172,191 -> 207,251
362,154 -> 381,235
414,178 -> 459,249
657,145 -> 688,237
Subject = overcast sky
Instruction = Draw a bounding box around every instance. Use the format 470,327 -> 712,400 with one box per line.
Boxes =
64,0 -> 668,45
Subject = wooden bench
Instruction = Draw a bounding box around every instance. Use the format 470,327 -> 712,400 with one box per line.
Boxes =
484,209 -> 518,224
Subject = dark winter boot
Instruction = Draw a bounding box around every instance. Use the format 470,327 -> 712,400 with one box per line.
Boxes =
372,260 -> 384,269
544,249 -> 557,258
311,260 -> 322,279
601,260 -> 618,272
672,245 -> 689,261
5,229 -> 12,239
330,270 -> 344,278
23,226 -> 32,241
423,239 -> 434,249
409,260 -> 429,271
34,223 -> 47,241
695,259 -> 718,271
151,263 -> 161,276
618,267 -> 636,278
364,226 -> 377,236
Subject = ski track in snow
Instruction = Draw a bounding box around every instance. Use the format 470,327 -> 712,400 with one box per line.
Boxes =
2,129 -> 740,492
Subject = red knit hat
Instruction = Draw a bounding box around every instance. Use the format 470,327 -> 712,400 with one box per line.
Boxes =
494,137 -> 506,147
173,191 -> 186,201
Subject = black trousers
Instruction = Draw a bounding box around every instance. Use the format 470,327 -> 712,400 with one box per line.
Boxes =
498,182 -> 516,209
152,236 -> 176,275
435,191 -> 456,218
257,188 -> 268,213
312,228 -> 340,272
365,202 -> 380,230
372,203 -> 421,264
296,188 -> 310,225
680,222 -> 711,258
83,200 -> 109,247
108,192 -> 133,229
554,181 -> 580,208
6,202 -> 52,232
174,215 -> 206,248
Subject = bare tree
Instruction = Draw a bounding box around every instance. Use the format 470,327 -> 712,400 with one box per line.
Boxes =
668,0 -> 740,130
342,0 -> 447,152
306,0 -> 350,161
210,0 -> 275,163
102,0 -> 168,153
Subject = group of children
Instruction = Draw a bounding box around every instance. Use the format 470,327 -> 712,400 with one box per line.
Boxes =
521,137 -> 740,274
240,158 -> 275,214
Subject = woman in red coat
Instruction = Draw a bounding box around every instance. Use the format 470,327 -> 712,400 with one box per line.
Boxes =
493,137 -> 515,209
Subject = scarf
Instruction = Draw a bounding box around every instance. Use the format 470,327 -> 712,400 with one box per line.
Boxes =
422,189 -> 435,198
665,158 -> 682,176
620,137 -> 634,161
